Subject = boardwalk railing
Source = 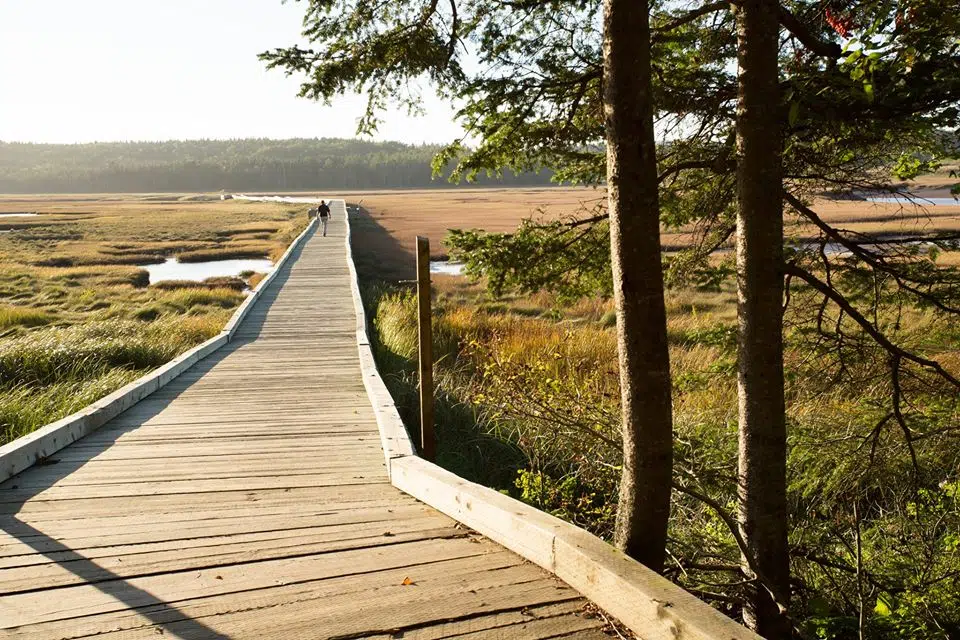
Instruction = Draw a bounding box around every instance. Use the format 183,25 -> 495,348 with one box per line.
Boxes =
0,217 -> 318,483
343,203 -> 762,640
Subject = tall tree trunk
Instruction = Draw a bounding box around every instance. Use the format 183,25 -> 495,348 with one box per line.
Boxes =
733,0 -> 791,635
603,0 -> 673,572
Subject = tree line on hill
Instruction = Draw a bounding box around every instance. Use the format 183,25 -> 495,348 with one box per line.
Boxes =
0,139 -> 554,193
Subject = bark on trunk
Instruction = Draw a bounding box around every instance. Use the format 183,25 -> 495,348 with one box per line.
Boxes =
733,0 -> 791,635
603,0 -> 674,573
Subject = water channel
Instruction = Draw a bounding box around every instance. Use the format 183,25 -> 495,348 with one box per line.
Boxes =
140,258 -> 274,285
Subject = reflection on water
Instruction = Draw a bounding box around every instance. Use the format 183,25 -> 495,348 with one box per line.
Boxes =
234,194 -> 323,204
140,258 -> 274,284
0,212 -> 38,218
430,261 -> 465,276
867,197 -> 959,206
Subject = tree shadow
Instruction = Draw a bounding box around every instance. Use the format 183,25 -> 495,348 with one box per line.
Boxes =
348,203 -> 415,283
3,519 -> 233,638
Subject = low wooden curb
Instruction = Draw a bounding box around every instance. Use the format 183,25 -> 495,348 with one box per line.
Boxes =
0,215 -> 318,483
341,200 -> 416,470
343,202 -> 761,640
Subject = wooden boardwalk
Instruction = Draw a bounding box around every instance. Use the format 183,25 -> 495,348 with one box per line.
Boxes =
0,202 -> 610,639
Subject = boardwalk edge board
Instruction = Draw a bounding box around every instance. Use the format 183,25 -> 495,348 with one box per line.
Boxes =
343,201 -> 417,470
343,202 -> 761,640
0,216 -> 319,483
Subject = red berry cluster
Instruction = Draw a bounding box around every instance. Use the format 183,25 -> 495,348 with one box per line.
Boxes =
825,7 -> 856,38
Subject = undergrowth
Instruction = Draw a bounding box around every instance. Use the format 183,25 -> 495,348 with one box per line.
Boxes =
364,274 -> 960,639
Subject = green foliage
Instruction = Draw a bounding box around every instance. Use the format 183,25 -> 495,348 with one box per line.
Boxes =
893,154 -> 941,181
365,274 -> 960,635
515,469 -> 617,535
448,218 -> 613,300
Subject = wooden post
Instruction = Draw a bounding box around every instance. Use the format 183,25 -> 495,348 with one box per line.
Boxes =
416,236 -> 436,461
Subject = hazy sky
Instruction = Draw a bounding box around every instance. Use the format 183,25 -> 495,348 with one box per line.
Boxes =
0,1 -> 463,144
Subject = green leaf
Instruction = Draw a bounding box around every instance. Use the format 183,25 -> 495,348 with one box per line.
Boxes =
788,101 -> 800,127
874,593 -> 895,617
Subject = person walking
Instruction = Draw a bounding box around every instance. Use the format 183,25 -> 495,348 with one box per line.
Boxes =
317,200 -> 331,236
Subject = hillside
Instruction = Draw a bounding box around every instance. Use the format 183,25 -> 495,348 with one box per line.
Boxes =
0,138 -> 554,193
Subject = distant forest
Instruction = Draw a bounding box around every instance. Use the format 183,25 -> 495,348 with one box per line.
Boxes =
0,139 -> 555,193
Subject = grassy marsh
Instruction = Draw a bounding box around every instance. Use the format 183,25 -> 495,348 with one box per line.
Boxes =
0,194 -> 307,444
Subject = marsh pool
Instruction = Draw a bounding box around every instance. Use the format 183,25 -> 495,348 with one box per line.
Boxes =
141,258 -> 274,285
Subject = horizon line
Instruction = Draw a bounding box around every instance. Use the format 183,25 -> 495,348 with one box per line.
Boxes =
0,136 -> 453,147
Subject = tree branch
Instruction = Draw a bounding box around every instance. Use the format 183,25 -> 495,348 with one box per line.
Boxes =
778,5 -> 843,59
784,263 -> 960,388
785,192 -> 960,315
672,482 -> 790,616
652,2 -> 729,42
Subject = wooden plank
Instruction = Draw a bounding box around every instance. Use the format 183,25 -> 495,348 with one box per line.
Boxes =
0,522 -> 463,592
8,551 -> 533,639
0,537 -> 506,628
0,474 -> 386,502
0,503 -> 437,554
399,601 -> 593,639
5,458 -> 386,488
70,579 -> 583,640
12,557 -> 582,640
2,484 -> 410,517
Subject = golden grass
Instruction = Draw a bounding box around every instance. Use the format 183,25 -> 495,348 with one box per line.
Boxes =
176,247 -> 270,263
160,287 -> 246,310
346,187 -> 601,281
0,194 -> 308,443
0,305 -> 54,331
0,196 -> 305,271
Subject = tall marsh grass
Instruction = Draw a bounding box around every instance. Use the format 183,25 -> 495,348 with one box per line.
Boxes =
160,287 -> 246,310
0,313 -> 228,445
175,247 -> 269,263
0,316 -> 224,388
0,369 -> 144,444
0,304 -> 54,331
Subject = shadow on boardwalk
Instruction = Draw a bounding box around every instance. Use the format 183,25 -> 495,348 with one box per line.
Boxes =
0,233 -> 309,639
